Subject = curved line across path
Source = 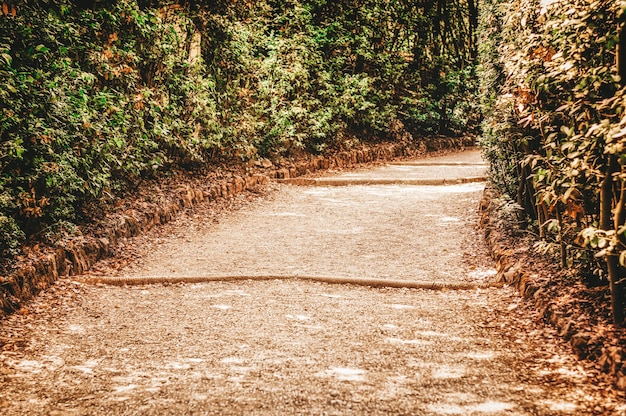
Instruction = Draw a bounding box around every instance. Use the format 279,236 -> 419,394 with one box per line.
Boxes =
76,274 -> 504,289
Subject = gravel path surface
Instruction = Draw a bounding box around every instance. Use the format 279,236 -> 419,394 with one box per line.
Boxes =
119,182 -> 490,282
1,149 -> 625,415
322,150 -> 486,181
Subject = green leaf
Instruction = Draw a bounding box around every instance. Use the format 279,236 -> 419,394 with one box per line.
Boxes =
0,53 -> 11,66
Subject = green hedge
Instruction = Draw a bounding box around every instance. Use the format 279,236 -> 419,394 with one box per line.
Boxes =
0,0 -> 478,260
479,0 -> 626,324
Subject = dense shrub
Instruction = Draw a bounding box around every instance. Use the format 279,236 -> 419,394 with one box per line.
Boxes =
0,0 -> 478,260
1,1 -> 221,253
479,0 -> 626,324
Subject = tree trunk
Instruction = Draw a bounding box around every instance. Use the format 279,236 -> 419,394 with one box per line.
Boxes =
556,207 -> 567,268
467,0 -> 478,61
600,158 -> 614,230
602,156 -> 626,326
611,169 -> 626,326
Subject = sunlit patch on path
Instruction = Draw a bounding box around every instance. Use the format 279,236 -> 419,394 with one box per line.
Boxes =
428,400 -> 516,415
386,337 -> 433,345
431,365 -> 466,379
318,367 -> 367,382
388,303 -> 415,310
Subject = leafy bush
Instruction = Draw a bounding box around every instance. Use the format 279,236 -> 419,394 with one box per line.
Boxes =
479,0 -> 626,324
0,0 -> 479,264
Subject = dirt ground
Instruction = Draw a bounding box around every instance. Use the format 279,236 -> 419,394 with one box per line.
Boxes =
1,149 -> 625,415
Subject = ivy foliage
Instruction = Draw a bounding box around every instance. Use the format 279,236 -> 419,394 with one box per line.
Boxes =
0,0 -> 479,259
479,0 -> 626,324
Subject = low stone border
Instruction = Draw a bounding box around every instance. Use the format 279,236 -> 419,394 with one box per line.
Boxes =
388,161 -> 487,166
480,186 -> 626,390
279,177 -> 487,186
0,137 -> 474,318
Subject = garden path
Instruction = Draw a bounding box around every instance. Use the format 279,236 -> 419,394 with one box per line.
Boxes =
1,149 -> 624,415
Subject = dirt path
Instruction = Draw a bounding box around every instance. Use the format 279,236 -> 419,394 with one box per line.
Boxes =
1,149 -> 625,415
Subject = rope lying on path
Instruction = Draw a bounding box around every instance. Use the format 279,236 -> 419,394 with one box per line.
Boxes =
75,274 -> 504,290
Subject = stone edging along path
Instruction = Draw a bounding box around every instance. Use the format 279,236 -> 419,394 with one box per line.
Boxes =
480,186 -> 626,391
0,137 -> 474,318
278,177 -> 487,186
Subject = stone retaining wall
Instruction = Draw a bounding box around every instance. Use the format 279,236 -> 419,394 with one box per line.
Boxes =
0,137 -> 473,318
480,186 -> 626,391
